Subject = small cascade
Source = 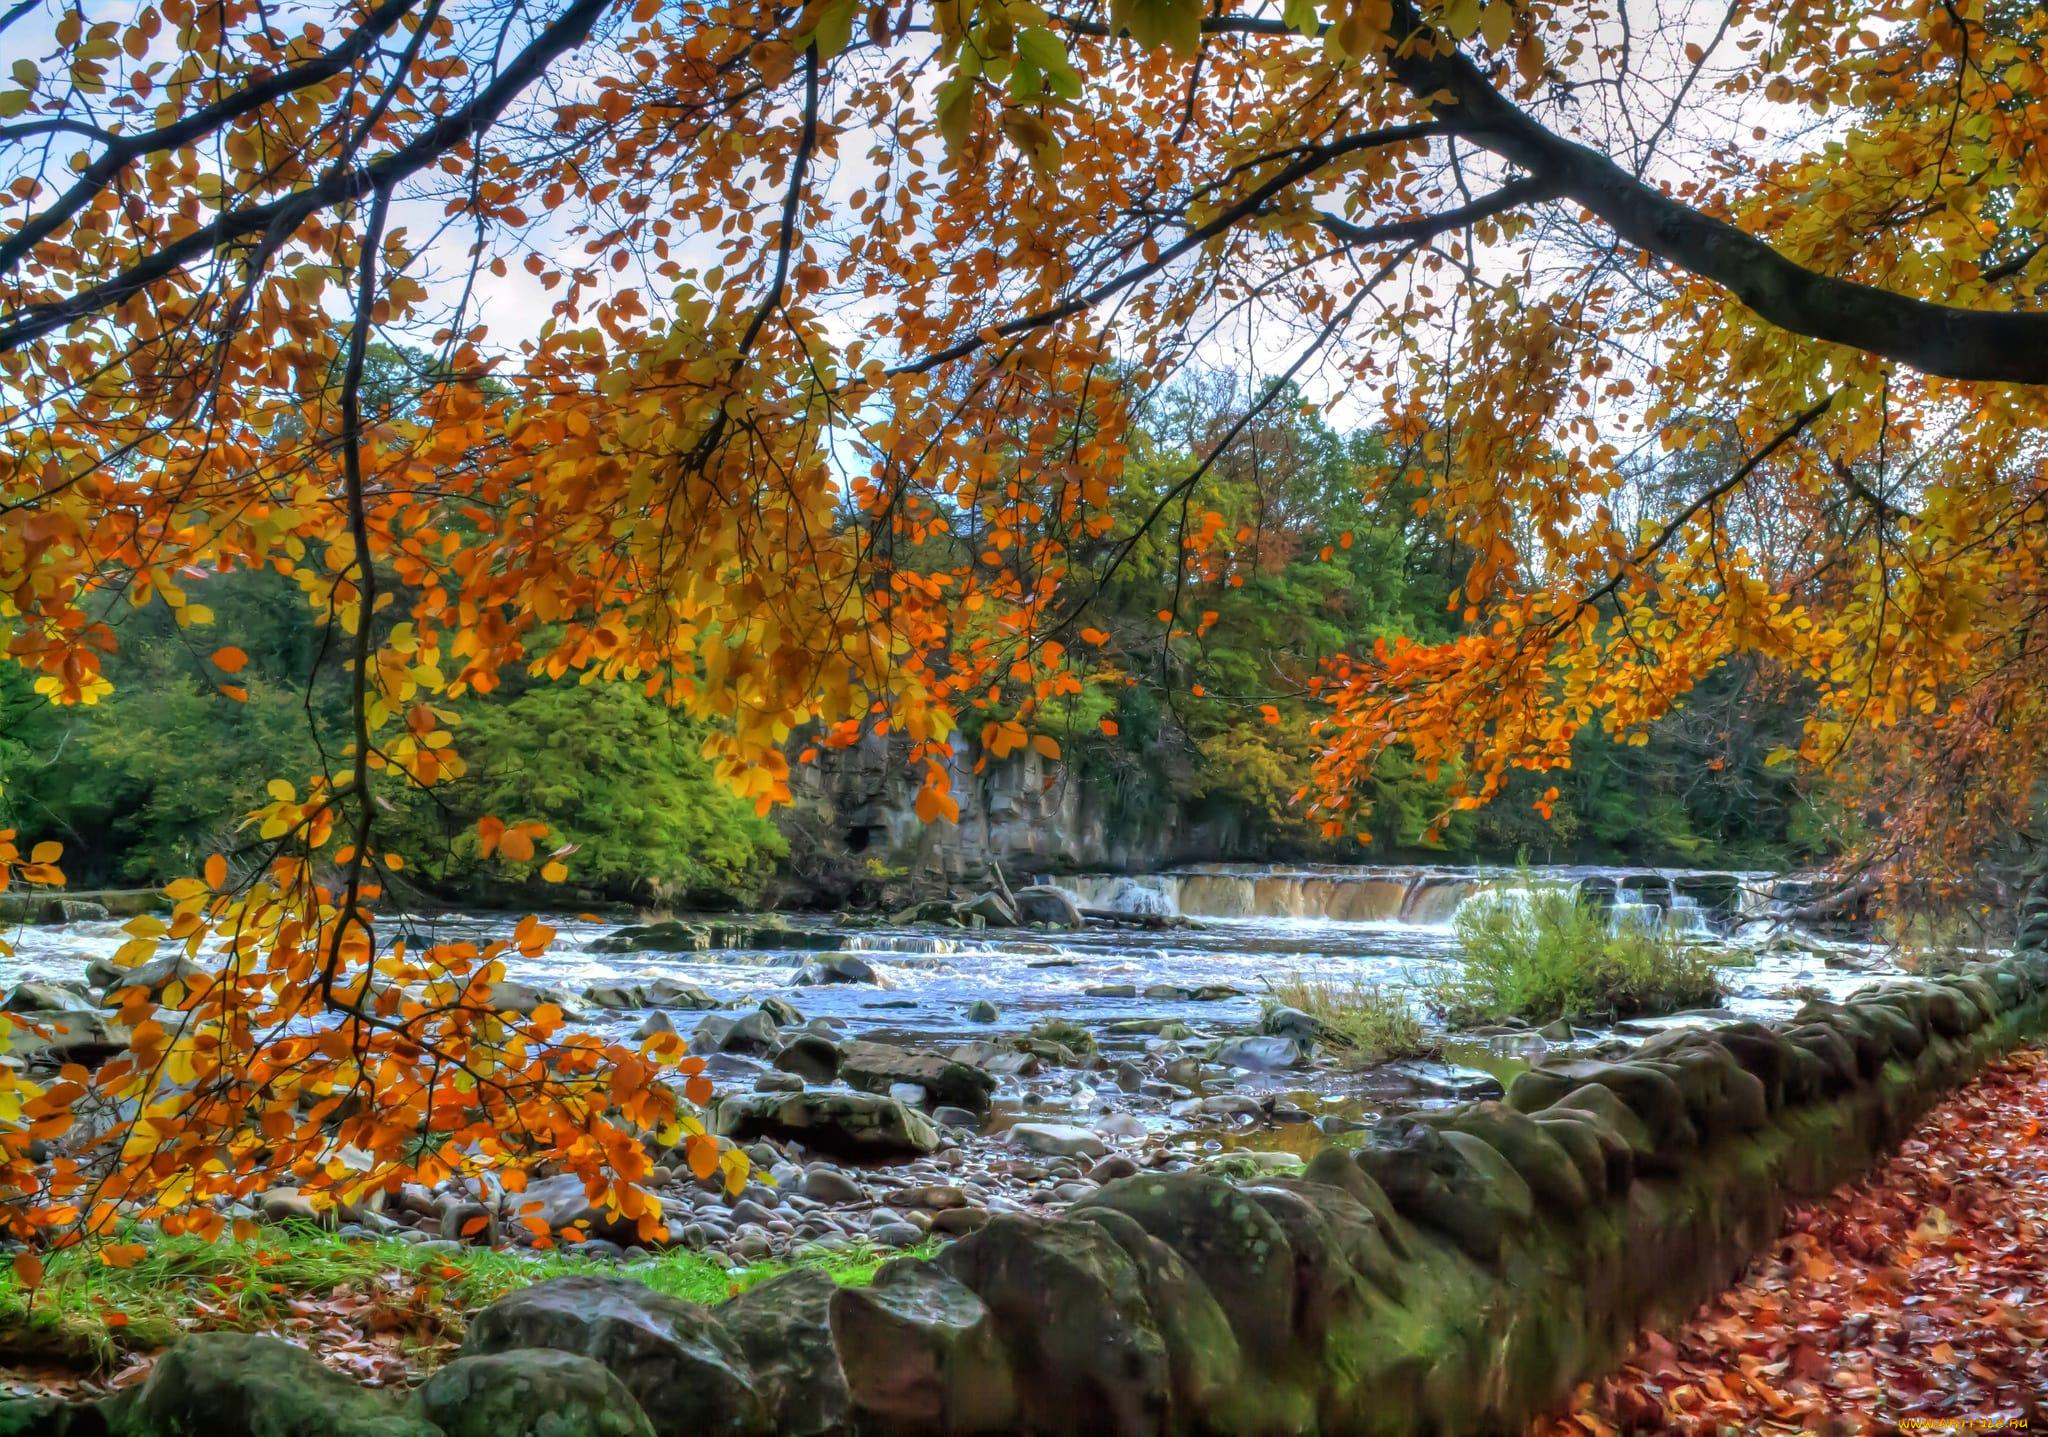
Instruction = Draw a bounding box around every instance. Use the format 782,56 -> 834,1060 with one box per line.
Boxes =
847,933 -> 965,955
1402,878 -> 1480,926
1666,894 -> 1712,938
1608,896 -> 1665,934
1050,863 -> 1771,932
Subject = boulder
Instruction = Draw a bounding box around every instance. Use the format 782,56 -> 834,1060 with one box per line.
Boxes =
772,1033 -> 842,1084
589,921 -> 712,954
965,999 -> 1001,1023
1012,888 -> 1085,928
1,980 -> 90,1013
716,1270 -> 849,1436
462,1276 -> 767,1437
481,980 -> 576,1018
506,1172 -> 599,1239
837,1040 -> 997,1114
956,892 -> 1018,928
1259,1006 -> 1325,1044
87,952 -> 208,1004
795,956 -> 890,987
415,1349 -> 655,1437
829,1261 -> 1019,1433
1210,1035 -> 1306,1071
0,1008 -> 128,1066
711,1092 -> 941,1159
647,979 -> 723,1010
107,1333 -> 431,1437
1383,1060 -> 1506,1100
936,1215 -> 1171,1434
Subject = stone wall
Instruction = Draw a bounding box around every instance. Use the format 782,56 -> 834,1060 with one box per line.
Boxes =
14,955 -> 2048,1437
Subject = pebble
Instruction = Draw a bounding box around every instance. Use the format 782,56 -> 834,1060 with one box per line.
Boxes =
870,1220 -> 924,1248
931,1105 -> 981,1129
800,1165 -> 864,1204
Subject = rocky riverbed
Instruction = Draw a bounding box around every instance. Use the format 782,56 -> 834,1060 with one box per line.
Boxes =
0,867 -> 1912,1271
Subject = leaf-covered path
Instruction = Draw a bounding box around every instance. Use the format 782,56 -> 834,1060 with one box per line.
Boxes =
1536,1046 -> 2048,1435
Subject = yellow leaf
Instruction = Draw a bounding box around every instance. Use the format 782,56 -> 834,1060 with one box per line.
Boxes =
540,859 -> 568,883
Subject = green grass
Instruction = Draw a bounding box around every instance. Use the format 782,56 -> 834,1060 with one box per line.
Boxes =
1261,975 -> 1433,1067
0,1225 -> 933,1375
1430,884 -> 1723,1027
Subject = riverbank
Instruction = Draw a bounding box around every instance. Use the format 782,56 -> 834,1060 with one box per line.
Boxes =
1537,1045 -> 2048,1434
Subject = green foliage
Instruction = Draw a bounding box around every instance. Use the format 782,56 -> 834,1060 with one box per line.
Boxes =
1261,975 -> 1432,1067
1432,883 -> 1723,1026
0,567 -> 782,904
384,682 -> 785,906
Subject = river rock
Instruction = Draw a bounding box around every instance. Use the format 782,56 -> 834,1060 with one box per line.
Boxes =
482,980 -> 576,1018
709,1008 -> 784,1056
713,1092 -> 941,1158
966,999 -> 1000,1022
1012,887 -> 1085,928
795,955 -> 890,987
416,1349 -> 655,1437
1258,1006 -> 1325,1043
463,1276 -> 766,1437
0,1008 -> 128,1065
86,952 -> 208,1004
507,1173 -> 600,1236
1005,1123 -> 1107,1159
1209,1035 -> 1305,1071
1,979 -> 91,1012
589,920 -> 712,954
108,1332 -> 431,1437
772,1033 -> 840,1083
1385,1059 -> 1506,1100
837,1040 -> 997,1114
798,1164 -> 864,1203
956,891 -> 1018,927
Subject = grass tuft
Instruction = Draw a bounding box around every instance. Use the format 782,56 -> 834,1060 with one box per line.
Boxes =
1261,975 -> 1433,1067
1430,883 -> 1722,1027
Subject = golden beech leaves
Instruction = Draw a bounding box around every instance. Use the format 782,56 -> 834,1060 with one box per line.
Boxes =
2,0 -> 2047,1242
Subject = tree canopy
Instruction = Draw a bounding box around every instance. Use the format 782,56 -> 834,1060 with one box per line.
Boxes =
1,0 -> 2044,1244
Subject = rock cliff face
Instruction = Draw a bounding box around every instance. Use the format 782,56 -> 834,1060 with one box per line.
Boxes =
781,732 -> 1218,899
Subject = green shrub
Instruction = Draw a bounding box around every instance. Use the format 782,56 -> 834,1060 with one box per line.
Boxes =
1431,884 -> 1722,1027
1262,975 -> 1432,1067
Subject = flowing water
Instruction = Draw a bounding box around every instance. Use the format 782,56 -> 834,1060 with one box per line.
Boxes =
0,862 -> 1891,1066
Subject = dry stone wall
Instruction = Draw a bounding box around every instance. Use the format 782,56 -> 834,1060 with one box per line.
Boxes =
12,954 -> 2048,1437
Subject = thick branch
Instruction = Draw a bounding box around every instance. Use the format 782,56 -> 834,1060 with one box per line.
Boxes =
1381,1 -> 2048,385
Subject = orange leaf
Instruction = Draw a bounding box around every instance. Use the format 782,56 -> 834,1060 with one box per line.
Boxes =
211,646 -> 249,673
12,1251 -> 43,1287
204,853 -> 228,889
684,1133 -> 721,1181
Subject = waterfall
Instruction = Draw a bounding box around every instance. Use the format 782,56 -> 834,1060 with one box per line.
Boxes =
1050,864 -> 1762,933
